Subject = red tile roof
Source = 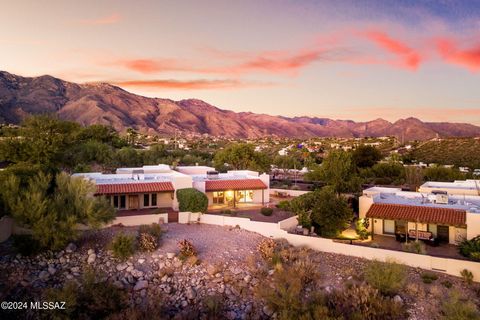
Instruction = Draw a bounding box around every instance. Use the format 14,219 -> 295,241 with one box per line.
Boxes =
366,203 -> 466,227
95,182 -> 175,195
205,179 -> 267,191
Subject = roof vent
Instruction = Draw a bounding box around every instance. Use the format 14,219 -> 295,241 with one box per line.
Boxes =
207,171 -> 219,179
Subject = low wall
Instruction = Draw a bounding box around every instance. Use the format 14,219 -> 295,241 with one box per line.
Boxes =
178,212 -> 480,282
107,213 -> 169,227
0,216 -> 13,243
270,188 -> 309,197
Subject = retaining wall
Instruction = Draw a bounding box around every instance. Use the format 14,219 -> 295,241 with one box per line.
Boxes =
178,211 -> 480,282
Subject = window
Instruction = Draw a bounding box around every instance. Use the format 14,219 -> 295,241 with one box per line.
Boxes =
113,195 -> 119,208
120,195 -> 126,209
213,192 -> 225,204
151,193 -> 157,206
144,194 -> 149,207
236,190 -> 254,203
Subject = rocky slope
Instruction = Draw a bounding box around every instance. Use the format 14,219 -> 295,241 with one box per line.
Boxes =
1,71 -> 480,141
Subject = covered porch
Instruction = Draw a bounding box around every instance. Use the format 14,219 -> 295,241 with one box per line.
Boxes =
205,178 -> 269,209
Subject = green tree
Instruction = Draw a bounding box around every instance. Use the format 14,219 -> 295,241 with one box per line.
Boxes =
405,166 -> 424,190
352,145 -> 382,168
290,187 -> 353,237
424,166 -> 464,182
362,161 -> 406,185
213,143 -> 271,172
115,147 -> 143,167
4,172 -> 115,250
305,150 -> 361,194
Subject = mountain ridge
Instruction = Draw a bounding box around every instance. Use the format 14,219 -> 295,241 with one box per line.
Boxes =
1,70 -> 480,141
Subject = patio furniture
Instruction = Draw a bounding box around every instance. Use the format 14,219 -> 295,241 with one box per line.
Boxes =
396,230 -> 439,246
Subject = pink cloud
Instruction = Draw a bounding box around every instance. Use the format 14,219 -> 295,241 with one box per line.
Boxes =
79,13 -> 122,25
436,38 -> 480,71
111,78 -> 272,90
364,30 -> 422,70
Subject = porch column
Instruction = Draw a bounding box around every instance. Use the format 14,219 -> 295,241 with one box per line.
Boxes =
262,189 -> 264,206
371,218 -> 374,240
233,191 -> 236,208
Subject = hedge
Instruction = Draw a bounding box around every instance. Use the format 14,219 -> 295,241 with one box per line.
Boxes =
177,188 -> 208,213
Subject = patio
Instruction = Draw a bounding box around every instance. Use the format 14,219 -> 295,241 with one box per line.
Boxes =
207,205 -> 294,223
352,234 -> 466,260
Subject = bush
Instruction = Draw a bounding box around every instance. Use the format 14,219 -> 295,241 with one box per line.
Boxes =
261,207 -> 273,216
364,260 -> 407,296
178,239 -> 196,258
203,294 -> 225,319
12,234 -> 42,256
276,200 -> 291,210
176,188 -> 208,213
441,280 -> 453,289
327,284 -> 406,320
257,238 -> 277,262
440,291 -> 480,320
402,241 -> 426,254
459,236 -> 480,261
110,233 -> 136,260
221,209 -> 232,215
44,268 -> 127,319
139,223 -> 163,239
421,272 -> 439,284
460,269 -> 474,285
138,233 -> 157,252
355,219 -> 370,240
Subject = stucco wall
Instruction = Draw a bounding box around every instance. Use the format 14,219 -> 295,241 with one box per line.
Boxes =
269,188 -> 309,197
358,195 -> 374,219
467,212 -> 480,240
106,213 -> 169,226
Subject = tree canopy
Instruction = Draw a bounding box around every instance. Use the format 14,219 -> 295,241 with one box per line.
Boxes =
213,143 -> 270,172
352,145 -> 382,168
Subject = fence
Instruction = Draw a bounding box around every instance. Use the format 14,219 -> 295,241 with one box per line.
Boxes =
179,212 -> 480,282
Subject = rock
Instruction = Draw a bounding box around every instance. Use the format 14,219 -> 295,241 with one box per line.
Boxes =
186,287 -> 196,300
116,263 -> 128,271
166,252 -> 175,259
232,267 -> 243,275
134,280 -> 148,291
138,258 -> 146,264
244,275 -> 252,283
87,249 -> 95,255
131,269 -> 144,278
87,254 -> 96,264
393,295 -> 403,304
39,271 -> 49,280
113,281 -> 124,289
226,311 -> 237,320
65,243 -> 77,253
207,264 -> 218,276
70,267 -> 80,273
263,305 -> 274,317
48,266 -> 56,275
325,286 -> 333,293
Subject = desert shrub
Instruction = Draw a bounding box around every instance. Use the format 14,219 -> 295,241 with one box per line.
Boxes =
257,238 -> 277,262
459,236 -> 480,261
12,234 -> 42,256
110,233 -> 136,260
222,209 -> 232,215
364,260 -> 407,296
261,207 -> 273,216
44,268 -> 127,319
402,241 -> 426,254
297,210 -> 312,228
441,280 -> 453,289
203,294 -> 225,319
138,233 -> 157,252
178,239 -> 196,258
291,257 -> 319,286
327,284 -> 406,320
256,264 -> 328,320
460,269 -> 474,285
440,291 -> 480,320
139,223 -> 163,239
355,219 -> 370,240
176,188 -> 208,213
421,272 -> 439,284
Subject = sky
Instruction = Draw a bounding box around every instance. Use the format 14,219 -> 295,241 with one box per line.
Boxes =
1,0 -> 480,124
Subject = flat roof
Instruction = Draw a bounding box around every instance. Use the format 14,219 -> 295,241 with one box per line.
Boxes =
420,180 -> 480,191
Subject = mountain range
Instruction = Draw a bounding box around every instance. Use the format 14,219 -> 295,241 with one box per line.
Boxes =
1,70 -> 480,141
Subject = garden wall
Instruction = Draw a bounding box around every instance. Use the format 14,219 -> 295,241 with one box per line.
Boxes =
269,188 -> 310,197
106,213 -> 169,227
178,212 -> 480,282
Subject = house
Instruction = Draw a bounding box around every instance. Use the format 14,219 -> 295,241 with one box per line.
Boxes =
176,166 -> 270,208
73,164 -> 192,211
418,179 -> 480,196
359,186 -> 480,245
74,164 -> 270,211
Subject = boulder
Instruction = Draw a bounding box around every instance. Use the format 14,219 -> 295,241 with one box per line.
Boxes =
134,280 -> 148,291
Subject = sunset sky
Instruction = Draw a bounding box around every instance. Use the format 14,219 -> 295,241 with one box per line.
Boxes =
1,0 -> 480,124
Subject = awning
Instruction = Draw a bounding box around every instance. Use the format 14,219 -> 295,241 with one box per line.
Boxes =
366,203 -> 466,227
205,179 -> 267,192
95,182 -> 175,195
